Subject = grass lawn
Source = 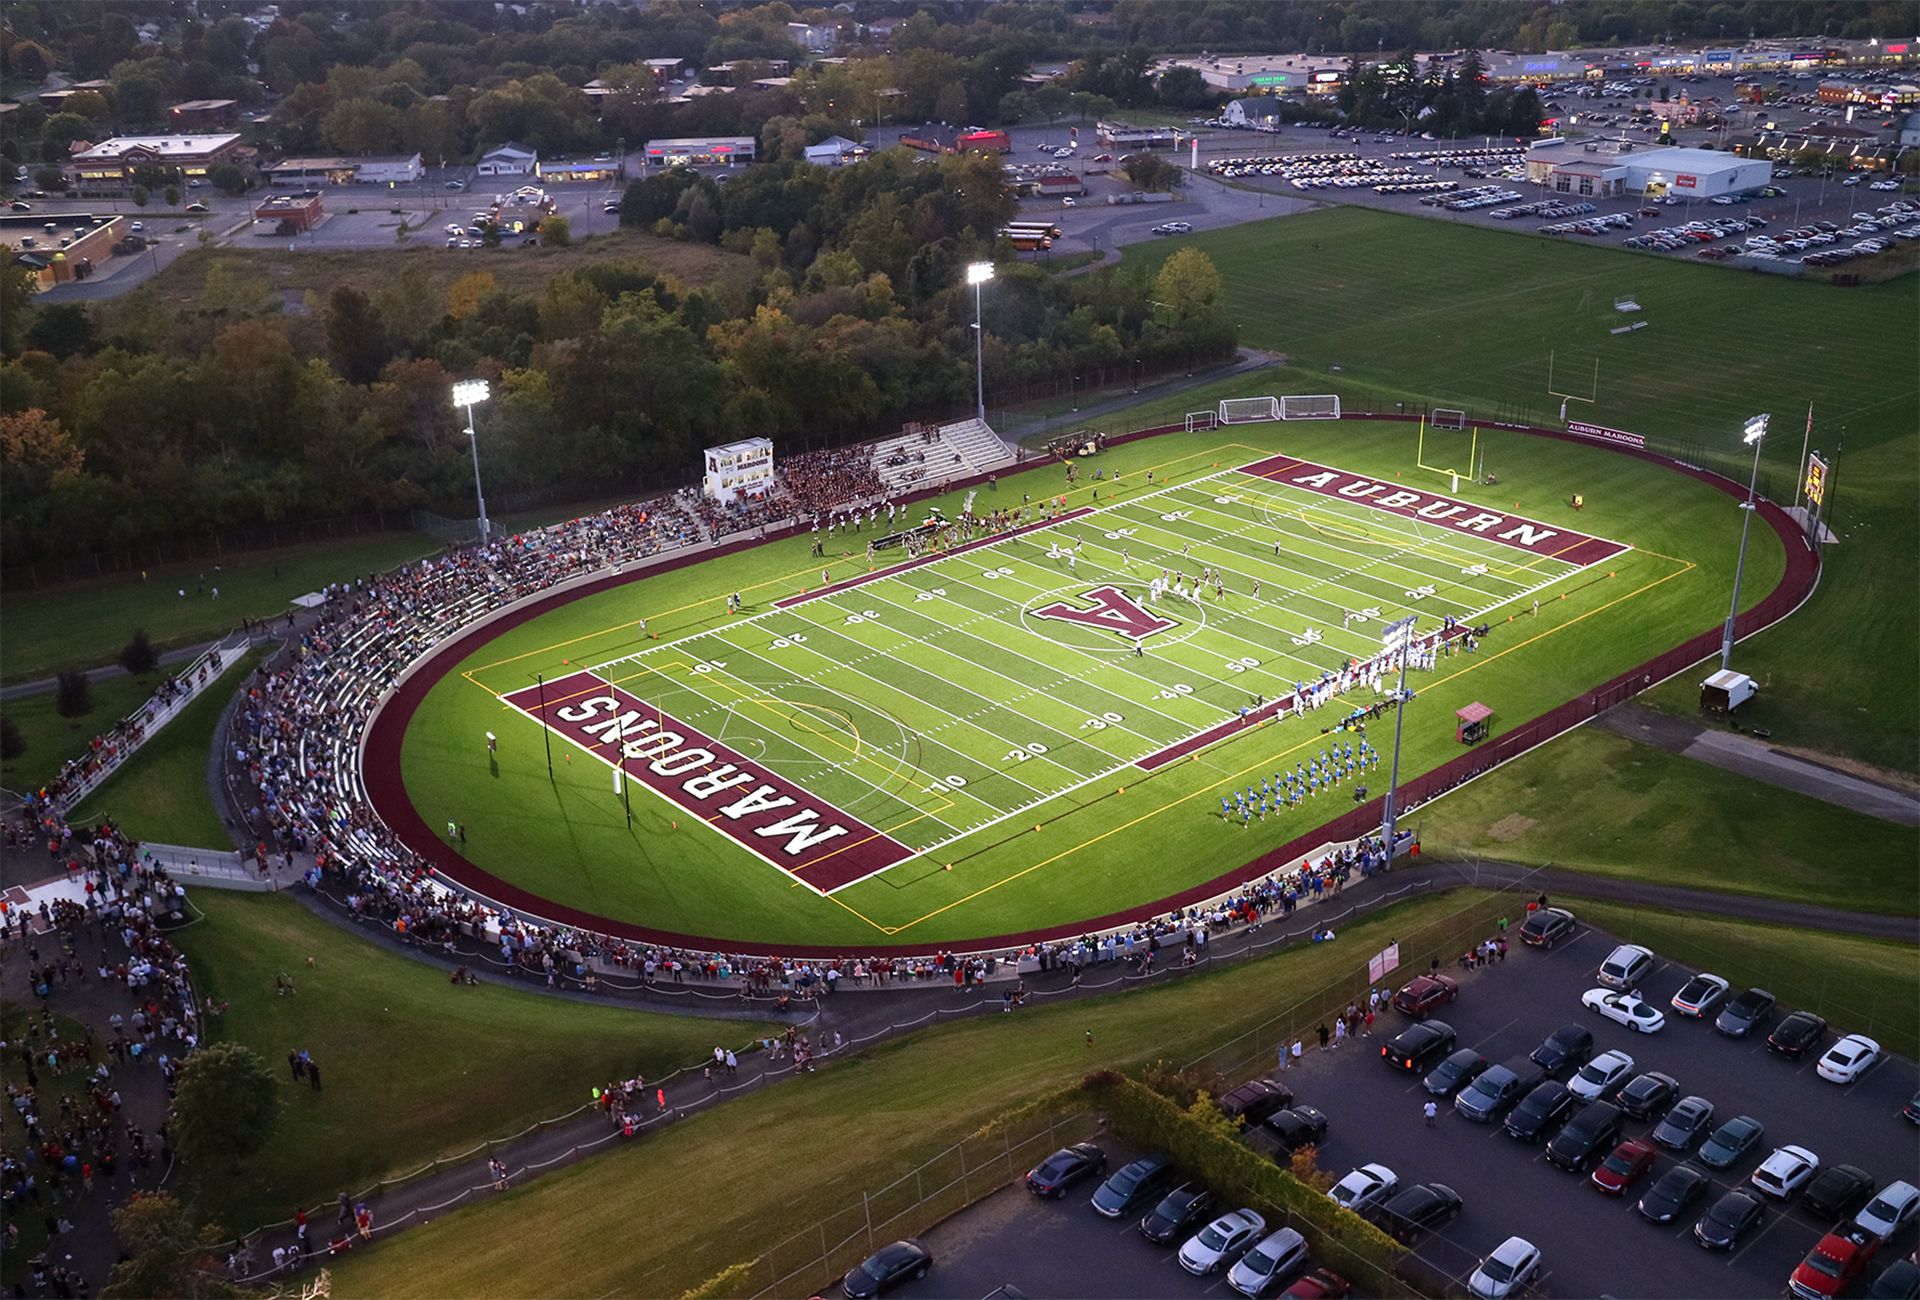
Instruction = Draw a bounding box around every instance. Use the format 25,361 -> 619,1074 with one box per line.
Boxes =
1119,207 -> 1919,774
70,649 -> 264,847
320,887 -> 1502,1300
1413,725 -> 1919,916
0,532 -> 446,685
0,671 -> 159,794
1560,895 -> 1919,1062
174,890 -> 777,1236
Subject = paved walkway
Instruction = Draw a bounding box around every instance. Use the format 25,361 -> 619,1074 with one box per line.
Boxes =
1,640 -> 233,702
1592,701 -> 1920,826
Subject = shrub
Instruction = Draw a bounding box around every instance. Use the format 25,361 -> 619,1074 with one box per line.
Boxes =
54,669 -> 92,719
0,715 -> 23,762
118,629 -> 159,677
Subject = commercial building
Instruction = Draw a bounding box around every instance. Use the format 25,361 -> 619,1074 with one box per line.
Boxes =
168,99 -> 239,130
803,136 -> 864,166
477,142 -> 538,176
1222,97 -> 1284,128
65,133 -> 245,185
254,192 -> 324,233
1156,53 -> 1347,94
1524,138 -> 1772,198
535,157 -> 621,182
643,136 -> 756,166
1095,121 -> 1180,149
0,213 -> 123,289
262,153 -> 423,185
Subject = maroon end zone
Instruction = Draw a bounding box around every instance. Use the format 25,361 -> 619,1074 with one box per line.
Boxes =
1239,456 -> 1631,566
499,670 -> 914,894
775,506 -> 1097,609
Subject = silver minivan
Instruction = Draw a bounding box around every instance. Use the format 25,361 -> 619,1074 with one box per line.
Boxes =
1598,943 -> 1655,990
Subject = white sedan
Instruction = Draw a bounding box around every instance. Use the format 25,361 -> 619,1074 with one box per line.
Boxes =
1751,1144 -> 1820,1198
1815,1033 -> 1880,1083
1327,1164 -> 1397,1214
1179,1209 -> 1267,1275
1469,1236 -> 1541,1299
1569,1049 -> 1636,1101
1583,988 -> 1667,1033
1854,1180 -> 1920,1241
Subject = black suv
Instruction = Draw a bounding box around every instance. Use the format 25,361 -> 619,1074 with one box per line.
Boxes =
1529,1024 -> 1594,1078
1217,1079 -> 1295,1127
1383,1020 -> 1457,1073
1546,1101 -> 1625,1172
1248,1105 -> 1329,1160
1369,1183 -> 1463,1242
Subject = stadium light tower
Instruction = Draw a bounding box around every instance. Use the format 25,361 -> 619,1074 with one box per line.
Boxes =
451,379 -> 492,545
966,262 -> 993,423
1379,615 -> 1417,869
1720,413 -> 1769,670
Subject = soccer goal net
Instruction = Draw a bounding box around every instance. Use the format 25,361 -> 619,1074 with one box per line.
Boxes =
1279,394 -> 1341,420
1185,410 -> 1219,432
1217,396 -> 1281,424
1430,408 -> 1468,431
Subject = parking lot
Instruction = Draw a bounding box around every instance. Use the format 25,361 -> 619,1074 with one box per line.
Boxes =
875,915 -> 1919,1299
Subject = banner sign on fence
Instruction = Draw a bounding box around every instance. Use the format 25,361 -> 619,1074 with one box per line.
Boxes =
1367,942 -> 1401,984
1565,420 -> 1647,450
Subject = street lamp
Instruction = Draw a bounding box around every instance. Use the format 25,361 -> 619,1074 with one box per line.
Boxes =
1071,374 -> 1080,412
451,379 -> 493,545
966,262 -> 993,423
1720,413 -> 1769,669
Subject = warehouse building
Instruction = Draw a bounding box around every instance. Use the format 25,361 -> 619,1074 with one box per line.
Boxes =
1525,139 -> 1772,198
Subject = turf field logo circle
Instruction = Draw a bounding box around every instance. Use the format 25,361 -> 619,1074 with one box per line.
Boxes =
1019,585 -> 1203,653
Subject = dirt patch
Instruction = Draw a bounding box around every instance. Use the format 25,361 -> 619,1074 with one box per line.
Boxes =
1486,814 -> 1537,842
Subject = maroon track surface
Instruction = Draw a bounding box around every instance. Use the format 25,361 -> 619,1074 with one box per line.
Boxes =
360,421 -> 1821,957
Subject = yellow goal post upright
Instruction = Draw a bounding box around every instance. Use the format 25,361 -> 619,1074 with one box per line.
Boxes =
1415,407 -> 1481,490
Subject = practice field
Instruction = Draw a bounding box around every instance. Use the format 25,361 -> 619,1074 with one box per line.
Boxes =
380,418 -> 1785,952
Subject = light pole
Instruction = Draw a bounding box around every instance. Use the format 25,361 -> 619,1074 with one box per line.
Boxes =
1379,615 -> 1416,867
451,379 -> 492,545
966,262 -> 993,423
1720,413 -> 1769,669
1071,374 -> 1080,412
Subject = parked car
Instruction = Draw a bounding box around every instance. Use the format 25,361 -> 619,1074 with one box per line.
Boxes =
1752,1145 -> 1821,1198
1529,1024 -> 1595,1078
1249,1106 -> 1330,1159
1671,973 -> 1730,1017
1141,1184 -> 1216,1244
1468,1236 -> 1541,1299
1218,1080 -> 1295,1127
1025,1143 -> 1106,1198
1854,1181 -> 1920,1242
1769,1012 -> 1829,1060
1868,1259 -> 1920,1300
1326,1164 -> 1397,1214
1370,1183 -> 1462,1241
1519,907 -> 1576,948
1720,983 -> 1774,1036
1651,1096 -> 1715,1151
1792,1224 -> 1882,1300
1423,1048 -> 1489,1098
1802,1165 -> 1876,1222
842,1240 -> 931,1297
1569,1049 -> 1635,1101
1695,1190 -> 1765,1250
1383,1020 -> 1457,1073
1179,1209 -> 1268,1274
1227,1227 -> 1309,1297
1281,1269 -> 1350,1299
1584,988 -> 1667,1033
1505,1079 -> 1576,1142
1615,1071 -> 1681,1120
1699,1115 -> 1767,1169
1547,1100 -> 1625,1172
1392,974 -> 1460,1017
1639,1163 -> 1712,1223
1817,1034 -> 1881,1083
1457,1060 -> 1546,1123
1592,1137 -> 1658,1194
1091,1154 -> 1176,1218
185,202 -> 209,213
1597,943 -> 1655,989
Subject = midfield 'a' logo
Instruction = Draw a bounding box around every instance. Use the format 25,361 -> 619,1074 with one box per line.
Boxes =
1031,585 -> 1178,641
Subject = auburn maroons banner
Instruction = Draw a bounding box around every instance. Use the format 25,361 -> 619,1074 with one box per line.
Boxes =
500,670 -> 914,893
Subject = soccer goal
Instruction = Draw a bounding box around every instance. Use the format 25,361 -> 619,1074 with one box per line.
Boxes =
1279,394 -> 1341,420
1185,410 -> 1219,432
1217,396 -> 1281,424
1430,408 -> 1468,431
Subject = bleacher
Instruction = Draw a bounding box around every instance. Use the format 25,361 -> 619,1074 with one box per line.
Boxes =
939,417 -> 1017,475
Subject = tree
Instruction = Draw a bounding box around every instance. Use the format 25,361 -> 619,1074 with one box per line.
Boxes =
207,163 -> 247,197
131,185 -> 150,210
0,715 -> 23,763
1124,154 -> 1184,192
55,669 -> 93,720
539,212 -> 571,247
40,111 -> 94,155
326,285 -> 391,386
168,1042 -> 279,1169
118,629 -> 159,677
164,185 -> 180,209
1153,247 -> 1223,323
100,1193 -> 246,1300
0,247 -> 37,356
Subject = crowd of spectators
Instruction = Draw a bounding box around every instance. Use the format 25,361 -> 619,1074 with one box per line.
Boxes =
778,445 -> 886,517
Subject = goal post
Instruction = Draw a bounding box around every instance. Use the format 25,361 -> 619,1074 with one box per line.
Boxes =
1430,408 -> 1468,431
1184,410 -> 1218,432
1278,394 -> 1340,420
1217,396 -> 1281,424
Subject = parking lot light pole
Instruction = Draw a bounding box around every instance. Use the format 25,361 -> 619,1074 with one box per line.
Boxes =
451,379 -> 492,545
1720,413 -> 1769,670
1379,615 -> 1417,866
967,262 -> 993,423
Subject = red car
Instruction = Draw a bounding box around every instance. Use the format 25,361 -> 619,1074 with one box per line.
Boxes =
1789,1225 -> 1879,1300
1282,1269 -> 1351,1299
1392,974 -> 1460,1018
1590,1137 -> 1657,1195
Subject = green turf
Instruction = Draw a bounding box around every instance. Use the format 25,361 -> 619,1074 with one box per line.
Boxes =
0,671 -> 159,794
1414,725 -> 1918,916
173,889 -> 777,1236
1561,895 -> 1919,1062
1121,207 -> 1919,773
69,649 -> 264,847
405,418 -> 1777,948
0,532 -> 446,685
318,887 -> 1502,1300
